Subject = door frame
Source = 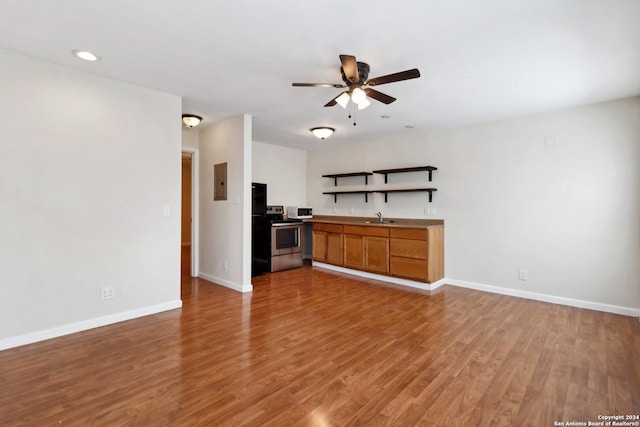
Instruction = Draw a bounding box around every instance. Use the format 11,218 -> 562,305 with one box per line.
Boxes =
182,148 -> 199,277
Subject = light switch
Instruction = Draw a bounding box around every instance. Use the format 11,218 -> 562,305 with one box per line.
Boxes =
163,205 -> 171,217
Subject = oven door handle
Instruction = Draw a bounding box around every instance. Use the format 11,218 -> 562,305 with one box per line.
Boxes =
271,223 -> 301,227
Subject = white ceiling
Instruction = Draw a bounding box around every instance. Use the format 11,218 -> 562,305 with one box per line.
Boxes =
1,0 -> 639,150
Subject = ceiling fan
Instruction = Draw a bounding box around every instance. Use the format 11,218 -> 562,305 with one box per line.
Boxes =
292,54 -> 421,110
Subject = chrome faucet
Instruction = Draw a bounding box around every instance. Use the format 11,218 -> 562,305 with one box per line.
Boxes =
376,211 -> 383,222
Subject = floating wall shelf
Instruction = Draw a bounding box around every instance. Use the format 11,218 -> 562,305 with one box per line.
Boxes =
323,190 -> 372,203
322,166 -> 438,203
322,172 -> 373,186
373,188 -> 438,203
372,166 -> 437,182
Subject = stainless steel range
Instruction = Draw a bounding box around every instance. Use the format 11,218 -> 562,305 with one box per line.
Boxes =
266,205 -> 303,272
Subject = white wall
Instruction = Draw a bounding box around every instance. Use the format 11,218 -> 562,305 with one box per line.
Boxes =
182,128 -> 200,151
0,50 -> 183,348
307,97 -> 640,311
252,141 -> 307,208
198,115 -> 253,292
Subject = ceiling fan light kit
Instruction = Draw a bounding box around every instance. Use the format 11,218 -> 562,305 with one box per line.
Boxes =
357,98 -> 371,110
336,92 -> 350,109
350,87 -> 367,104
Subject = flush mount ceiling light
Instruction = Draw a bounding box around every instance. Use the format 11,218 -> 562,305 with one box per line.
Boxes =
310,127 -> 335,140
182,114 -> 203,128
72,49 -> 100,61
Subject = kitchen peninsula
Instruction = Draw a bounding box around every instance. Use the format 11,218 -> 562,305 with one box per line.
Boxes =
308,215 -> 444,287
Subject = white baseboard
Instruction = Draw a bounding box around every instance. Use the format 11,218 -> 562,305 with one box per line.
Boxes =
313,262 -> 439,291
0,300 -> 183,351
198,272 -> 253,293
446,279 -> 640,318
312,263 -> 639,318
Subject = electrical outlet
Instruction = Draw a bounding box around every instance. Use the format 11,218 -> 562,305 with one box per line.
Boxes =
545,135 -> 561,147
518,269 -> 528,281
223,260 -> 228,271
424,207 -> 436,216
101,286 -> 115,299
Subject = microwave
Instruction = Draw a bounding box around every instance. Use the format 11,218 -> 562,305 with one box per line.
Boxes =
287,206 -> 312,219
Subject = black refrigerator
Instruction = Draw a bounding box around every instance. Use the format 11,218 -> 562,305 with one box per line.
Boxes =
251,183 -> 269,276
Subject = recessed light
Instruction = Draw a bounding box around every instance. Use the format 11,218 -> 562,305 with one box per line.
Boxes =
72,49 -> 100,61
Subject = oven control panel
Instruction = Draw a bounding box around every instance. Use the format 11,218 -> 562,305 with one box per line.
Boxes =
266,205 -> 284,215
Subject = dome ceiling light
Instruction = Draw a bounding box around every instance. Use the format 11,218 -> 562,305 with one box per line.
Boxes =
310,127 -> 335,140
182,114 -> 203,128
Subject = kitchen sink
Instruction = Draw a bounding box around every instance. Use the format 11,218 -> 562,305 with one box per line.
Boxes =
363,220 -> 395,224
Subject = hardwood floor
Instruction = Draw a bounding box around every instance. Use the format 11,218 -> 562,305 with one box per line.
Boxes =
1,265 -> 639,426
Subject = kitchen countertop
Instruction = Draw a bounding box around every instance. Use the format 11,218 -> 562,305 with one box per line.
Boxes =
305,215 -> 444,229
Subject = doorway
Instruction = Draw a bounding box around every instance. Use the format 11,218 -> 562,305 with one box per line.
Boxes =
181,152 -> 192,278
181,149 -> 199,285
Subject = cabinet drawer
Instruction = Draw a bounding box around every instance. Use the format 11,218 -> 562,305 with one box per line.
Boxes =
390,238 -> 427,259
343,225 -> 389,237
390,256 -> 427,281
389,228 -> 428,240
313,223 -> 343,233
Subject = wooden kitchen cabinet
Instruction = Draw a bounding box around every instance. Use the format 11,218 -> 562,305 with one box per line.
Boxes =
343,233 -> 364,269
312,219 -> 443,284
312,223 -> 343,265
389,227 -> 444,283
365,236 -> 389,274
343,225 -> 389,274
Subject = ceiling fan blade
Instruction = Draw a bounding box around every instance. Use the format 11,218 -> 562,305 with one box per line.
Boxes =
339,54 -> 359,83
292,82 -> 346,88
365,88 -> 396,104
366,68 -> 420,86
324,91 -> 348,107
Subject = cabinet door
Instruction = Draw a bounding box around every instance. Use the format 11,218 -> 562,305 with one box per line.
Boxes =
326,233 -> 343,265
343,234 -> 364,269
312,230 -> 328,262
365,236 -> 389,274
